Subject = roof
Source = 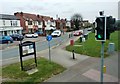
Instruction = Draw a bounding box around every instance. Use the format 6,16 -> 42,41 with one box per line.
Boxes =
22,13 -> 41,21
41,16 -> 51,21
15,12 -> 52,21
0,14 -> 20,20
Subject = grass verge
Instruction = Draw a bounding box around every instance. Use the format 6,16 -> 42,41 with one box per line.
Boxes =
2,57 -> 65,83
66,31 -> 119,58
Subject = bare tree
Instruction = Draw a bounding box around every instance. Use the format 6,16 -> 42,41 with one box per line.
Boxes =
71,13 -> 83,30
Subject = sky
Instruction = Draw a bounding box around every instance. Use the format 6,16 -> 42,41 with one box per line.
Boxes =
0,0 -> 119,22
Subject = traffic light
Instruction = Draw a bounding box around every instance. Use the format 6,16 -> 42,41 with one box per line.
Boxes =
95,16 -> 106,41
106,16 -> 116,40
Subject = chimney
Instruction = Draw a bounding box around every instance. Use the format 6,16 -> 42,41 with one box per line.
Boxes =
14,12 -> 18,16
65,18 -> 67,21
20,12 -> 23,16
37,14 -> 40,18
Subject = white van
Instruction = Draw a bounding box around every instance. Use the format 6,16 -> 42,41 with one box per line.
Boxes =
51,30 -> 61,37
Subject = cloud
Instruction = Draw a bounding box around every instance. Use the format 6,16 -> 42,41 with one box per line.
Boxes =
0,0 -> 118,22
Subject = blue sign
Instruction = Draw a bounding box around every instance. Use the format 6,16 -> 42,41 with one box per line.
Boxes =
46,35 -> 52,41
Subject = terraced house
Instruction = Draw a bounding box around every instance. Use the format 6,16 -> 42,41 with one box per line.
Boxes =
0,14 -> 23,36
14,12 -> 43,34
14,12 -> 57,35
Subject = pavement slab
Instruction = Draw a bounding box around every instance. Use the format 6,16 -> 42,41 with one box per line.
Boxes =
82,69 -> 118,82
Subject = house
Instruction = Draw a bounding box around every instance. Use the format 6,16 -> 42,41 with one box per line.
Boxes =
82,20 -> 91,28
66,20 -> 71,28
55,18 -> 61,30
14,12 -> 57,35
14,12 -> 43,34
43,16 -> 56,31
0,14 -> 23,36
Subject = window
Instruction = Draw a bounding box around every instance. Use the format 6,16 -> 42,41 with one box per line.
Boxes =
15,21 -> 17,26
38,21 -> 41,25
10,21 -> 12,26
13,21 -> 16,26
47,21 -> 51,25
3,20 -> 5,26
33,21 -> 35,25
28,21 -> 32,25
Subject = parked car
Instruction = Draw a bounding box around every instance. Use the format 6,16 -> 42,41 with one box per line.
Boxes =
73,31 -> 82,36
25,33 -> 38,38
51,30 -> 61,37
10,34 -> 24,41
0,36 -> 13,44
35,31 -> 43,36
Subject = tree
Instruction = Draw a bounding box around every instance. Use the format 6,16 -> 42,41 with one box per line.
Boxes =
71,13 -> 83,30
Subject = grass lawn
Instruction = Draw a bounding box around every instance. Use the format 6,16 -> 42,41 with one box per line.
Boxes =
2,57 -> 65,83
66,31 -> 119,58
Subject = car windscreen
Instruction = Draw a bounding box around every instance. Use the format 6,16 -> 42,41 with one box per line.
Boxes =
53,32 -> 59,34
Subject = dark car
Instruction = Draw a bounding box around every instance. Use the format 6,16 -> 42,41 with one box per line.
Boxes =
10,34 -> 24,41
0,36 -> 13,44
35,31 -> 43,36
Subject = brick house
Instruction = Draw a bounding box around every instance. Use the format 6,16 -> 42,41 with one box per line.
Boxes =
14,12 -> 43,34
14,12 -> 57,35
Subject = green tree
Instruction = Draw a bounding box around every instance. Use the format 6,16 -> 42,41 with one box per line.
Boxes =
71,13 -> 83,30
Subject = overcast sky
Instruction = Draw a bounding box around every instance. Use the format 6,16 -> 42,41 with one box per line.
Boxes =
0,0 -> 119,22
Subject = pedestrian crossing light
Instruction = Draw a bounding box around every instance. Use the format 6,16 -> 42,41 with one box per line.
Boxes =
95,16 -> 106,41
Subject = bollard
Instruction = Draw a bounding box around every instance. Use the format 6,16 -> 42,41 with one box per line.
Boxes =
72,50 -> 75,59
103,65 -> 106,73
70,39 -> 74,46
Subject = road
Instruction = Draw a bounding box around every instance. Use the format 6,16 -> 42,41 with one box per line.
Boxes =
1,28 -> 91,62
1,33 -> 69,60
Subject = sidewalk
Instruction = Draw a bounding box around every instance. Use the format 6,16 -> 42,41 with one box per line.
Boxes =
36,36 -> 119,82
38,35 -> 90,68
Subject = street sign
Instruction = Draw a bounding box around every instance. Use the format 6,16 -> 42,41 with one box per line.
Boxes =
46,35 -> 52,41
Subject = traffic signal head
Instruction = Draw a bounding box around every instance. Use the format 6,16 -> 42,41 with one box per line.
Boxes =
95,17 -> 106,41
106,16 -> 116,32
106,16 -> 116,40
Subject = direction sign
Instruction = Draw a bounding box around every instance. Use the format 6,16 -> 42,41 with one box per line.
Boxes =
46,35 -> 52,41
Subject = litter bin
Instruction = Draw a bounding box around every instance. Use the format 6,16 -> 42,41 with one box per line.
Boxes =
108,43 -> 115,54
80,37 -> 82,43
70,39 -> 74,46
84,34 -> 88,40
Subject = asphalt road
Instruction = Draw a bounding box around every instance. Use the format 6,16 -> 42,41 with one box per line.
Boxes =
1,33 -> 69,60
1,28 -> 91,60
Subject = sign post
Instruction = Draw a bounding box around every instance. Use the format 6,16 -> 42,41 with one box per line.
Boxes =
19,41 -> 37,71
46,35 -> 52,61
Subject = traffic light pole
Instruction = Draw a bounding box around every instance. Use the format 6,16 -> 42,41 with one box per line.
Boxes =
100,41 -> 105,83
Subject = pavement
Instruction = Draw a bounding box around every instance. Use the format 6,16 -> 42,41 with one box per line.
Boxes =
35,34 -> 119,83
